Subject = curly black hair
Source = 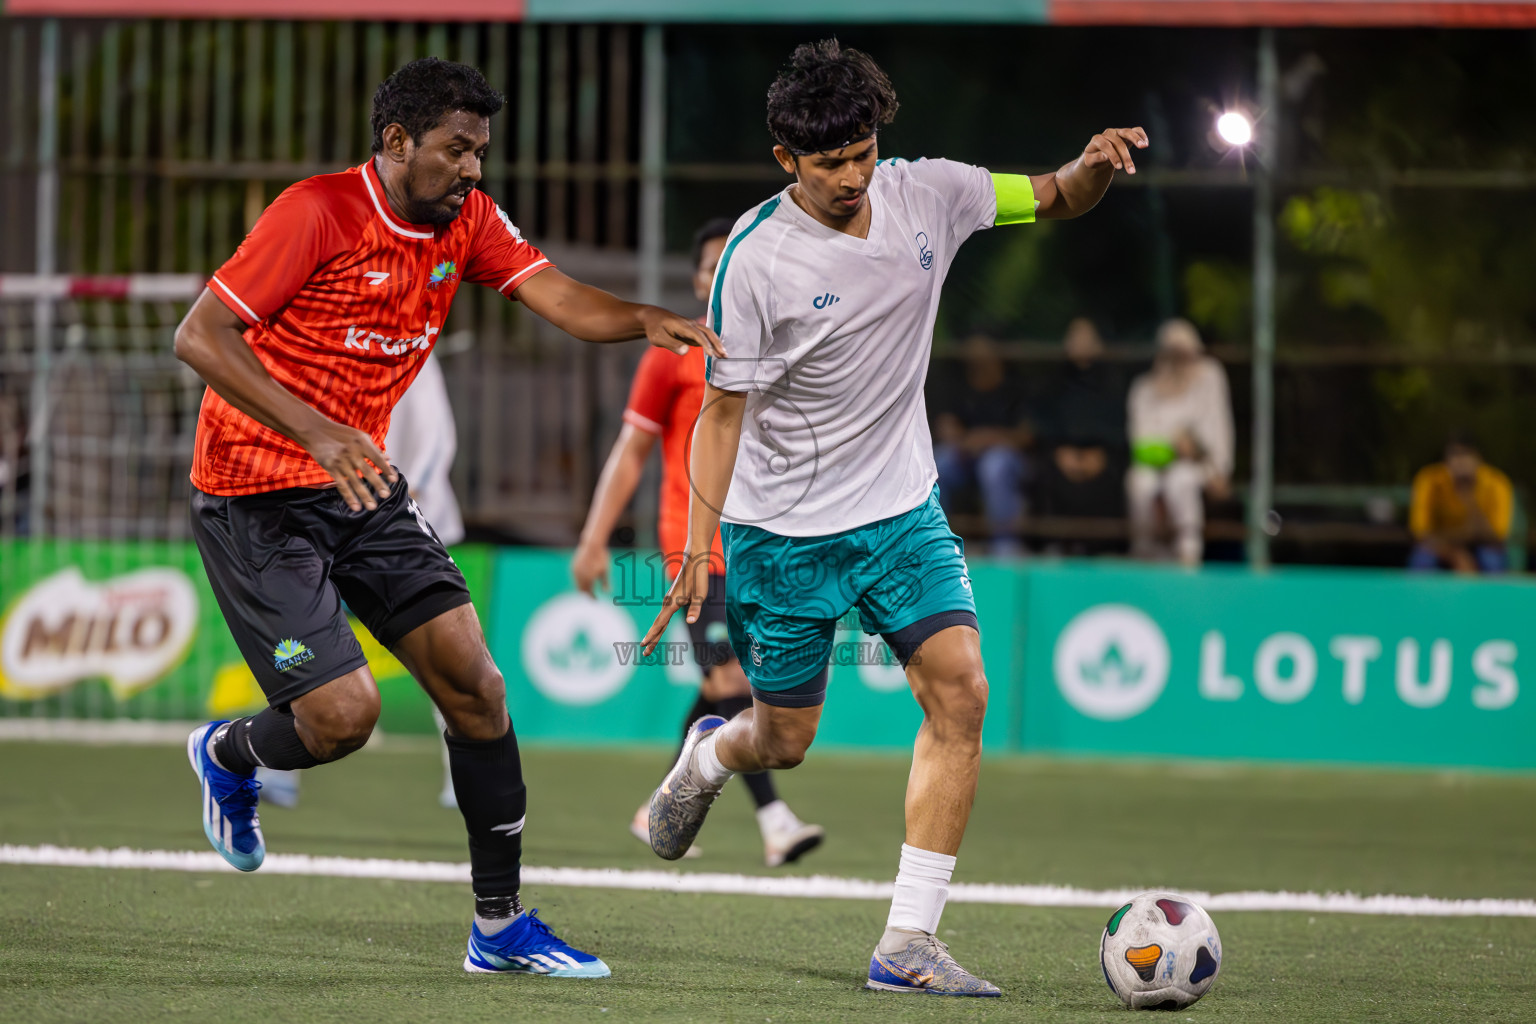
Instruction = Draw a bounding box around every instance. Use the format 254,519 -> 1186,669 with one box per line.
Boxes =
370,57 -> 505,154
765,39 -> 899,156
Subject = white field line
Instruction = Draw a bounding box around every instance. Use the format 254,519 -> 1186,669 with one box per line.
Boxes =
0,719 -> 205,745
3,844 -> 1534,919
0,719 -> 438,753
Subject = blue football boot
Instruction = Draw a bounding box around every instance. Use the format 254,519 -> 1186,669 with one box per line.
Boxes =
187,721 -> 265,872
463,909 -> 612,978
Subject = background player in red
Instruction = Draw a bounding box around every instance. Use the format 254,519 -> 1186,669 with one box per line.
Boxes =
175,58 -> 720,979
572,220 -> 824,868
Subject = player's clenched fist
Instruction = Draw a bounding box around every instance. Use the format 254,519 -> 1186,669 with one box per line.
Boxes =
1081,127 -> 1150,175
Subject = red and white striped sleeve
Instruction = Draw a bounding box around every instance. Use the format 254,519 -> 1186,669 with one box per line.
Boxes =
210,181 -> 344,326
463,198 -> 554,298
622,346 -> 678,438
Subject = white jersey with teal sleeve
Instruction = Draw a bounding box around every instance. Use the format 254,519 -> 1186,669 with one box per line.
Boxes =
706,157 -> 1007,536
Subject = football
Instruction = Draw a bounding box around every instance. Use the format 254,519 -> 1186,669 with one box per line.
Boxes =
1099,892 -> 1223,1009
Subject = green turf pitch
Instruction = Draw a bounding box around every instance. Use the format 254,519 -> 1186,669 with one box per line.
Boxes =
2,741 -> 1535,1022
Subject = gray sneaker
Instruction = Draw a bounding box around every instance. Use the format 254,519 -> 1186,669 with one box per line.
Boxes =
866,932 -> 1002,997
647,715 -> 728,860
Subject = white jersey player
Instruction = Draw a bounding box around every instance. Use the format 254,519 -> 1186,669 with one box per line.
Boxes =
643,38 -> 1149,996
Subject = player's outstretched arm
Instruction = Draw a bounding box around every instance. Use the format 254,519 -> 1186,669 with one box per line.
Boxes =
514,268 -> 725,357
641,384 -> 746,654
1030,127 -> 1149,220
174,288 -> 397,512
573,424 -> 657,596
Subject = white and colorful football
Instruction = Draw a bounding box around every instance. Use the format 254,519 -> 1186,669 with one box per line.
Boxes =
1098,891 -> 1222,1009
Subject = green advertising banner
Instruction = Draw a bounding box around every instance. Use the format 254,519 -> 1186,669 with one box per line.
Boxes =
1019,563 -> 1536,769
0,540 -> 229,719
0,539 -> 491,735
4,539 -> 1533,769
484,548 -> 1015,752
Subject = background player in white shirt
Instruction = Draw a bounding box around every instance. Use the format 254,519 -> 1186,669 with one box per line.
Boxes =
642,39 -> 1148,996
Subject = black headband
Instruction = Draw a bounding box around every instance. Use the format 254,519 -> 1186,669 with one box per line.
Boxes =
781,127 -> 878,157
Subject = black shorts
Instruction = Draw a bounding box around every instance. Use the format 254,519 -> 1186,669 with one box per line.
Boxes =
686,573 -> 736,673
190,473 -> 471,708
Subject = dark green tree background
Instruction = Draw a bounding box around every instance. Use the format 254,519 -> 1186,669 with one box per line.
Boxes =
667,26 -> 1536,489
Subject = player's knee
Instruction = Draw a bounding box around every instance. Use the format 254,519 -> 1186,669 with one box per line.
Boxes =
296,691 -> 380,761
929,670 -> 988,738
438,667 -> 509,740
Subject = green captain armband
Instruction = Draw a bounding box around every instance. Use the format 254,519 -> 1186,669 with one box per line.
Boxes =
990,172 -> 1037,225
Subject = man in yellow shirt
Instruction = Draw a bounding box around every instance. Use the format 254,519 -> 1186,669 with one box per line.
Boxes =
1408,437 -> 1514,574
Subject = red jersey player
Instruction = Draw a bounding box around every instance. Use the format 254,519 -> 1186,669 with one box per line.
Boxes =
572,220 -> 823,868
176,58 -> 719,979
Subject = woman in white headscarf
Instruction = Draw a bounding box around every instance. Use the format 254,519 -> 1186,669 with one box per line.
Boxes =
1125,318 -> 1234,567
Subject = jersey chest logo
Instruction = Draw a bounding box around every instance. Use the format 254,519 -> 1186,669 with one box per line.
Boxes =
343,322 -> 440,357
915,231 -> 934,270
428,260 -> 461,289
812,292 -> 841,310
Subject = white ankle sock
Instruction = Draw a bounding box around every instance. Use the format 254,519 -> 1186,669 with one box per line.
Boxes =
885,843 -> 956,935
755,799 -> 797,836
693,731 -> 733,786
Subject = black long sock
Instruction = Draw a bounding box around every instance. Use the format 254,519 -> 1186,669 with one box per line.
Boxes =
714,695 -> 778,809
212,707 -> 321,775
446,726 -> 526,908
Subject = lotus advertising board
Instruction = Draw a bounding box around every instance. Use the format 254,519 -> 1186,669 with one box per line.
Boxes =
482,549 -> 1007,758
4,540 -> 1534,768
487,548 -> 1017,751
1019,563 -> 1536,769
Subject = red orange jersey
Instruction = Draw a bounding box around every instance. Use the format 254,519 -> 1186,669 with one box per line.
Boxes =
622,343 -> 724,573
193,159 -> 551,496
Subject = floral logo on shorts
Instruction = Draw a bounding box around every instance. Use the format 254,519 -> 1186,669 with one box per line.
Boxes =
273,638 -> 316,673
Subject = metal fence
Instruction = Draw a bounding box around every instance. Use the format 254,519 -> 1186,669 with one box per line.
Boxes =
0,16 -> 691,546
4,15 -> 1535,561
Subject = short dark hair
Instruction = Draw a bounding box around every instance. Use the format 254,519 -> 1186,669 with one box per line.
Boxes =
691,218 -> 737,270
1446,431 -> 1481,456
765,39 -> 899,155
371,57 -> 505,155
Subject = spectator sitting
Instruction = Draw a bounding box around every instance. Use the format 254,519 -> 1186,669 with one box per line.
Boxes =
932,334 -> 1034,556
1035,318 -> 1126,551
1408,436 -> 1512,574
1125,318 -> 1233,568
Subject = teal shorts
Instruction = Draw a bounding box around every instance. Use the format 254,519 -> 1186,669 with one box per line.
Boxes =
720,485 -> 977,702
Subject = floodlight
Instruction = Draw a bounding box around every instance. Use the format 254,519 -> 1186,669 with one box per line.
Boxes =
1215,111 -> 1253,147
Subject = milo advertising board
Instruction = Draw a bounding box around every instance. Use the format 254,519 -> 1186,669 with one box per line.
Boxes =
0,540 -> 488,734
